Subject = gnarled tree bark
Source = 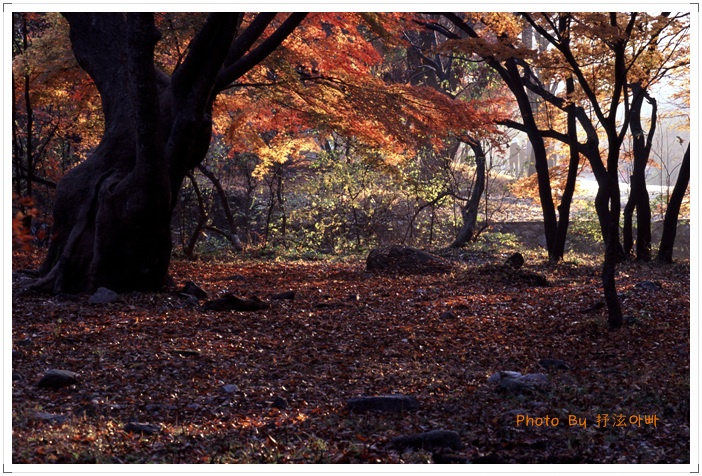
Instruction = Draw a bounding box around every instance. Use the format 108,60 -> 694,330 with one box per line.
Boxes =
32,12 -> 305,294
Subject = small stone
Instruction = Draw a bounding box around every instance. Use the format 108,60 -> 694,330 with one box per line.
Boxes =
271,396 -> 289,409
440,311 -> 457,319
636,281 -> 662,291
170,349 -> 201,357
391,430 -> 462,451
221,384 -> 239,394
271,291 -> 295,300
347,395 -> 419,412
34,412 -> 70,424
124,422 -> 161,435
89,287 -> 119,304
37,369 -> 78,389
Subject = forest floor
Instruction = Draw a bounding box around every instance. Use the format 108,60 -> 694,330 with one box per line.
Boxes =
10,246 -> 690,464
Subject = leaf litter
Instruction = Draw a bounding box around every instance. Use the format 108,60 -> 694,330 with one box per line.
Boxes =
11,250 -> 689,464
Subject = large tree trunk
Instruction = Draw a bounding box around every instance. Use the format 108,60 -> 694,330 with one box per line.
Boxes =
657,143 -> 690,263
31,12 -> 305,294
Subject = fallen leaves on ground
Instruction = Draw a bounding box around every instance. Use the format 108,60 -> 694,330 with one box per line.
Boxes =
11,250 -> 689,464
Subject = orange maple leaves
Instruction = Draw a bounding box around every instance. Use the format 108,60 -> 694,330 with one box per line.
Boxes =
211,12 -> 509,171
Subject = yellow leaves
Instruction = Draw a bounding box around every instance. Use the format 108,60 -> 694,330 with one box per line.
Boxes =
479,12 -> 523,40
511,161 -> 584,204
252,135 -> 320,179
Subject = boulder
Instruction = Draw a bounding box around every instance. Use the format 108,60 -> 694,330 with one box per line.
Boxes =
89,287 -> 119,304
366,245 -> 451,274
37,369 -> 78,389
347,394 -> 419,412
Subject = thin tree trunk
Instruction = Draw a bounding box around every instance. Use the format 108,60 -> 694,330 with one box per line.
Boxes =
450,140 -> 485,247
622,186 -> 636,258
197,164 -> 243,251
183,172 -> 207,259
657,143 -> 690,263
629,83 -> 656,261
551,75 -> 580,261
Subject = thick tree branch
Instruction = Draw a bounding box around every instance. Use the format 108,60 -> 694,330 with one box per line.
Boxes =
222,13 -> 276,68
215,13 -> 307,93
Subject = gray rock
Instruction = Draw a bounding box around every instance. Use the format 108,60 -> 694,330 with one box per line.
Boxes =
498,373 -> 549,393
34,412 -> 70,424
391,430 -> 462,451
124,422 -> 161,435
347,394 -> 419,412
221,384 -> 239,394
636,280 -> 662,291
89,287 -> 119,304
519,373 -> 549,385
440,311 -> 457,319
499,378 -> 533,393
488,371 -> 522,383
271,291 -> 295,300
37,369 -> 78,389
